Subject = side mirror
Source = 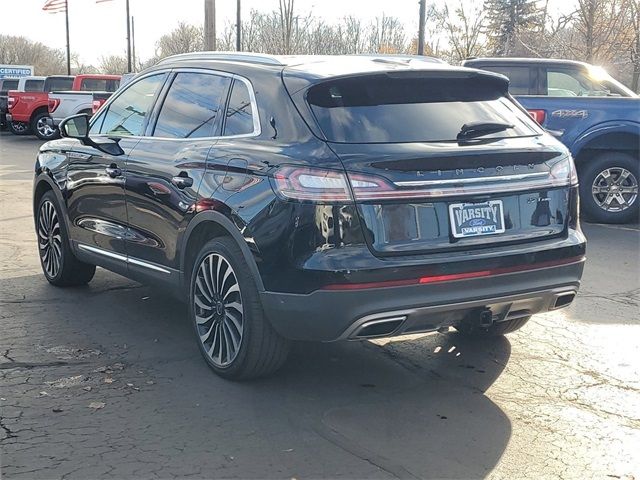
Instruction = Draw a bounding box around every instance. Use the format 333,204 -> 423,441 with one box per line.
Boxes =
59,113 -> 124,156
59,113 -> 89,139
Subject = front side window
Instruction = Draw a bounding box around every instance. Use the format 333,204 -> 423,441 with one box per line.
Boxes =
546,68 -> 612,97
153,72 -> 230,139
223,80 -> 255,136
93,73 -> 165,137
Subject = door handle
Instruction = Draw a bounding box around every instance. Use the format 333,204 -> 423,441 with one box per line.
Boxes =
105,164 -> 122,178
171,173 -> 193,189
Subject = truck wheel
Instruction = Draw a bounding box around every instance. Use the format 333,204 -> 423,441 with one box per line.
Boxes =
579,152 -> 639,224
36,191 -> 96,286
455,316 -> 531,336
189,237 -> 290,380
8,121 -> 31,135
32,111 -> 59,140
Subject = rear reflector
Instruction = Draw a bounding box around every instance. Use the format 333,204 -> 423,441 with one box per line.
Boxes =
321,255 -> 584,290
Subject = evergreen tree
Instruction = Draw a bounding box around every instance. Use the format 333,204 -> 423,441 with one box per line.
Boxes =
484,0 -> 543,55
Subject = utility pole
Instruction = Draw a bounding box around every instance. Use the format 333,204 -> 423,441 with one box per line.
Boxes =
236,0 -> 241,52
131,16 -> 136,72
417,0 -> 426,55
204,0 -> 216,51
64,0 -> 71,74
125,0 -> 132,72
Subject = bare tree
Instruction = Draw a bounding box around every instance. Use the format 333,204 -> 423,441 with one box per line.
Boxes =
368,15 -> 408,53
0,35 -> 66,75
155,22 -> 204,58
626,0 -> 640,90
99,55 -> 129,74
436,1 -> 486,62
570,0 -> 631,63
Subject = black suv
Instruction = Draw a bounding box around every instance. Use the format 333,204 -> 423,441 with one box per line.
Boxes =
33,53 -> 586,379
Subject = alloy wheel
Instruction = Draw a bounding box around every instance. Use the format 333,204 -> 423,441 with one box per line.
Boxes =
11,122 -> 29,134
37,200 -> 62,278
591,167 -> 639,213
193,253 -> 244,368
36,117 -> 56,138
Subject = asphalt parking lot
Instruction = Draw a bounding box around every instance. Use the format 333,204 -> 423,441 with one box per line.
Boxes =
1,130 -> 639,479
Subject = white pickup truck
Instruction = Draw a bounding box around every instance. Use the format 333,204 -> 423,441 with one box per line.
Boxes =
48,77 -> 120,126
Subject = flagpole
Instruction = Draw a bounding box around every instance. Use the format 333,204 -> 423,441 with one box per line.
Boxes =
65,0 -> 71,74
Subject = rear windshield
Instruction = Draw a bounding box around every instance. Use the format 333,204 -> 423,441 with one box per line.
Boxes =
45,77 -> 74,92
80,78 -> 120,92
307,75 -> 540,143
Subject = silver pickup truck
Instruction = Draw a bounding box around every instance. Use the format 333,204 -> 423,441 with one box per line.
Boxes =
48,86 -> 119,127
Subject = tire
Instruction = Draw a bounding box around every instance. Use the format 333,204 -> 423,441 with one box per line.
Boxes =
189,237 -> 290,380
579,152 -> 639,224
455,316 -> 531,336
32,111 -> 59,140
8,121 -> 31,135
36,191 -> 96,286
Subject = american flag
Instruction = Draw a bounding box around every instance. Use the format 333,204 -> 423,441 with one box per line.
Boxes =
42,0 -> 67,13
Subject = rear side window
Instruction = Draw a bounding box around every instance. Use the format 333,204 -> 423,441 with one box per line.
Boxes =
307,75 -> 539,144
93,73 -> 165,136
479,66 -> 531,95
153,72 -> 230,139
44,77 -> 73,92
1,79 -> 18,91
223,80 -> 255,136
24,79 -> 44,91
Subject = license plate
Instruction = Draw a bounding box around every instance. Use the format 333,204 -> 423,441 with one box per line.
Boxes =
449,200 -> 506,238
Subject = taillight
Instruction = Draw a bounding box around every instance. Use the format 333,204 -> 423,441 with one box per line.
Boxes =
7,95 -> 16,110
48,98 -> 60,113
272,166 -> 397,203
549,155 -> 579,186
92,99 -> 102,114
528,109 -> 546,125
273,166 -> 353,202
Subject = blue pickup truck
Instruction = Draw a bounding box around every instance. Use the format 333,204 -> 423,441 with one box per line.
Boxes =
464,58 -> 639,224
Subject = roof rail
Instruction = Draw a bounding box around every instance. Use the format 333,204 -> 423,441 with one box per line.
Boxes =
156,51 -> 284,66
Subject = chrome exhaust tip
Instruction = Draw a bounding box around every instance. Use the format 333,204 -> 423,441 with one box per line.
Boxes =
352,316 -> 406,339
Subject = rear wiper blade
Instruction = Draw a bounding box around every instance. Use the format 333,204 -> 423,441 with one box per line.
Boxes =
457,121 -> 514,140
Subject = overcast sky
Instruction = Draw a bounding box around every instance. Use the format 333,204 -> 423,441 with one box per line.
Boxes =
5,0 -> 575,65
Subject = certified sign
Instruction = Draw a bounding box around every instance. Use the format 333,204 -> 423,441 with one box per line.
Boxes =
0,65 -> 34,78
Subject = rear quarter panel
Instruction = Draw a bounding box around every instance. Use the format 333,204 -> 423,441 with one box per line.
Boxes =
513,95 -> 640,156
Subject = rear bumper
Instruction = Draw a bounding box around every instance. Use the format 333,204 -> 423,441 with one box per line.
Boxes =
261,257 -> 584,341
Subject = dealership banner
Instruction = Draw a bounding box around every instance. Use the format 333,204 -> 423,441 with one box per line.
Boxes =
0,65 -> 35,78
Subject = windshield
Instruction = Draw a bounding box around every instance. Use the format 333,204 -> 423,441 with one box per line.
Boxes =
44,77 -> 74,92
307,74 -> 540,143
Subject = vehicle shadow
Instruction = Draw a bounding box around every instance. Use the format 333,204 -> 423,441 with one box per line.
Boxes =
1,272 -> 512,479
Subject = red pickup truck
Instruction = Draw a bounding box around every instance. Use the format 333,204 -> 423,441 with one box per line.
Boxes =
7,74 -> 120,140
